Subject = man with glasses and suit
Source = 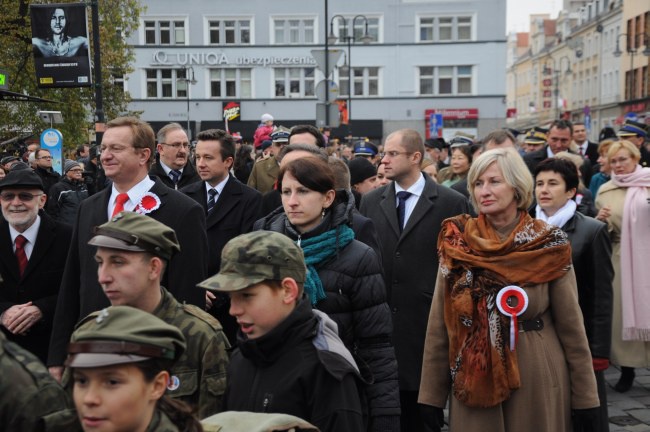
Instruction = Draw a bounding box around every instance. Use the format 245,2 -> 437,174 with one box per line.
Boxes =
0,170 -> 71,363
149,122 -> 200,190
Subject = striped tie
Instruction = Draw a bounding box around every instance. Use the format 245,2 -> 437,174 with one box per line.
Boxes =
207,189 -> 218,214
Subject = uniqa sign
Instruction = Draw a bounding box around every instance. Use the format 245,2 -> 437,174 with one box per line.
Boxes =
151,50 -> 316,67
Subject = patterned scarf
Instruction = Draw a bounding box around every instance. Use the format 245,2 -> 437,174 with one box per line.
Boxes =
298,225 -> 355,306
438,212 -> 571,408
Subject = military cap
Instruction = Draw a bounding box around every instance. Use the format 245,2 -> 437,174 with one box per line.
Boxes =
271,127 -> 291,143
88,211 -> 180,260
617,119 -> 648,138
448,131 -> 475,148
524,127 -> 548,144
198,231 -> 306,292
353,141 -> 378,157
0,169 -> 44,191
66,305 -> 186,368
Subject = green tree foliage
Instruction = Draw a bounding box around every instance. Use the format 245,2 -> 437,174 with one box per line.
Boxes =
0,0 -> 144,149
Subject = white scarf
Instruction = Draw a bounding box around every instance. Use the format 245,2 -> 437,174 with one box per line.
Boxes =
535,199 -> 577,229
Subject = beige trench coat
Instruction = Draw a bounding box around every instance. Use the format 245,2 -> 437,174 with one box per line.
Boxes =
595,181 -> 650,367
419,268 -> 599,432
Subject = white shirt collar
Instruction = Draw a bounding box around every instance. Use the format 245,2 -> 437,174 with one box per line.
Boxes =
9,215 -> 41,259
395,172 -> 426,198
204,175 -> 230,198
108,175 -> 156,219
159,160 -> 183,176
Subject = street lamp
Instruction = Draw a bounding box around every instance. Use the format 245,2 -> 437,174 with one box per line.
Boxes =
543,56 -> 572,121
177,66 -> 197,140
613,32 -> 650,101
328,14 -> 372,140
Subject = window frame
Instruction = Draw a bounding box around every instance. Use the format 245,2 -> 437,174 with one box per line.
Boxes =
418,65 -> 475,96
204,16 -> 254,45
416,14 -> 475,42
209,68 -> 253,98
338,66 -> 381,97
144,68 -> 193,99
140,17 -> 189,45
273,67 -> 317,98
270,15 -> 319,45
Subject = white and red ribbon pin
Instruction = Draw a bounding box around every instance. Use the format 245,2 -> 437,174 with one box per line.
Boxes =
496,285 -> 528,351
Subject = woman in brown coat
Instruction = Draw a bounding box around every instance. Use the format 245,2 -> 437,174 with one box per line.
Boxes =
418,148 -> 599,432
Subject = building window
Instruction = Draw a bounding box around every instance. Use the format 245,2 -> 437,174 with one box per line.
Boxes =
143,19 -> 186,45
340,67 -> 380,97
210,68 -> 252,98
208,19 -> 251,45
273,18 -> 316,44
145,69 -> 189,99
273,68 -> 315,97
419,66 -> 474,95
418,16 -> 474,42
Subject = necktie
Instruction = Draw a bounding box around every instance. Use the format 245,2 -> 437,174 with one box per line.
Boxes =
169,170 -> 182,187
15,235 -> 28,277
396,191 -> 412,232
112,193 -> 129,217
207,189 -> 218,214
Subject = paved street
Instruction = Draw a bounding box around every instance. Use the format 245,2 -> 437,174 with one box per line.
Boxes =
440,366 -> 650,431
607,366 -> 650,432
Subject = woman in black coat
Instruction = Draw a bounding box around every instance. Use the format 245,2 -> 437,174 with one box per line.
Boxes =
534,158 -> 613,432
254,157 -> 400,432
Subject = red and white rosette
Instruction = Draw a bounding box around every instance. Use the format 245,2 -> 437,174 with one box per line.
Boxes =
496,285 -> 528,351
133,192 -> 161,215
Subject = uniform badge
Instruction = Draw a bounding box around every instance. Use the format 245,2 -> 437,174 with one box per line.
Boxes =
167,375 -> 180,391
95,308 -> 109,324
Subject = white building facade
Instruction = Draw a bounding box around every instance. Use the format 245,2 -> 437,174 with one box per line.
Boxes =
125,0 -> 507,142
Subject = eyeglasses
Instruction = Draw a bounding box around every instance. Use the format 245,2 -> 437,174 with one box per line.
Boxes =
68,168 -> 84,173
0,192 -> 43,202
160,142 -> 190,150
37,156 -> 53,160
382,151 -> 412,159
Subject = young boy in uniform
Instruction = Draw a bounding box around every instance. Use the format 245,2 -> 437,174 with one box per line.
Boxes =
198,231 -> 365,432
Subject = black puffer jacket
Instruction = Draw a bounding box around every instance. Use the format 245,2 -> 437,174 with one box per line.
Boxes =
254,190 -> 401,431
46,177 -> 88,225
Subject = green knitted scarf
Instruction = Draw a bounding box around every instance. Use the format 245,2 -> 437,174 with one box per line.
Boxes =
297,225 -> 355,306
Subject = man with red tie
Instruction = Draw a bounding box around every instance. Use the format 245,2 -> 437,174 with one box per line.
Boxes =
47,116 -> 208,381
0,170 -> 72,363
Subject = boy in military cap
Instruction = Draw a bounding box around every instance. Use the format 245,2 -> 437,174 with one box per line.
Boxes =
198,231 -> 365,432
87,212 -> 230,418
67,305 -> 202,431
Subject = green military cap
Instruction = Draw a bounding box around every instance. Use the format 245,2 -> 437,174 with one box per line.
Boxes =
198,231 -> 306,292
88,211 -> 180,260
66,305 -> 186,368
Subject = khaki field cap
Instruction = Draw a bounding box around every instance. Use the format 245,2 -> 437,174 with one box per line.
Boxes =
66,305 -> 186,368
198,231 -> 306,292
88,211 -> 180,260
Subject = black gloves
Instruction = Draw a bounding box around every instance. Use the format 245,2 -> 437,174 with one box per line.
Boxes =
419,404 -> 445,432
572,407 -> 600,432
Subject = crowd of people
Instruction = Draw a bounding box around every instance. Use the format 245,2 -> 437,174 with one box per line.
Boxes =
0,112 -> 648,432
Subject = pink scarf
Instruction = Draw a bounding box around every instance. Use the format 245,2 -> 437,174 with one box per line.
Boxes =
612,165 -> 650,341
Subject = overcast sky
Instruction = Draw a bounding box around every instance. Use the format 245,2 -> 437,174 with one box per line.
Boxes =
507,0 -> 563,33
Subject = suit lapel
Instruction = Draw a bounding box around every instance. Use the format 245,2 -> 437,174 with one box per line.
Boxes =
401,177 -> 437,239
379,183 -> 401,237
207,176 -> 241,229
148,177 -> 170,212
0,222 -> 20,281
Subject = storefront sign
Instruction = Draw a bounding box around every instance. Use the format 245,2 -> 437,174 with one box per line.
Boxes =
425,108 -> 479,120
151,50 -> 316,67
223,101 -> 241,122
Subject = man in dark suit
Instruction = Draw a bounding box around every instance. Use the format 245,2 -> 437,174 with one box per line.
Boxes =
573,121 -> 599,167
182,129 -> 262,343
360,129 -> 469,431
524,119 -> 593,186
0,170 -> 72,363
47,116 -> 208,380
149,122 -> 200,190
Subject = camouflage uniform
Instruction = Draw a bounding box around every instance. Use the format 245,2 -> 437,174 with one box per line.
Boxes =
146,409 -> 180,432
154,286 -> 230,418
0,332 -> 80,431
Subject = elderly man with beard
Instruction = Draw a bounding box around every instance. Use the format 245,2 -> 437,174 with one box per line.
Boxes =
0,170 -> 71,363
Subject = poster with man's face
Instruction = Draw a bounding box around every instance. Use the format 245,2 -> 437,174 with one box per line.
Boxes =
30,3 -> 92,88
